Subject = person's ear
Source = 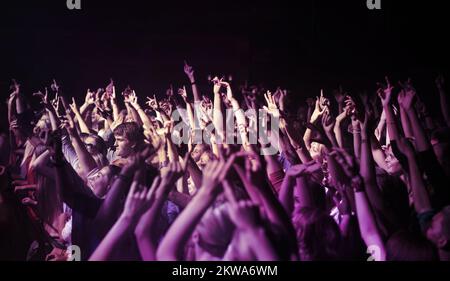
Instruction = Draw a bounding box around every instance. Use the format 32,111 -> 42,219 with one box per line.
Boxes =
192,232 -> 200,243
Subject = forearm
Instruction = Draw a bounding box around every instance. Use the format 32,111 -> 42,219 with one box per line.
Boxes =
15,96 -> 26,114
399,108 -> 413,139
157,189 -> 216,260
370,135 -> 389,172
69,131 -> 97,176
295,176 -> 315,208
325,130 -> 339,148
279,176 -> 295,215
333,120 -> 344,148
189,78 -> 200,102
303,128 -> 312,150
406,108 -> 430,152
384,105 -> 400,141
80,102 -> 92,116
134,105 -> 155,132
135,187 -> 173,260
213,93 -> 225,143
241,228 -> 278,261
354,190 -> 386,261
30,150 -> 54,179
74,112 -> 90,134
89,216 -> 132,261
47,108 -> 60,131
407,155 -> 432,213
352,129 -> 361,159
95,175 -> 133,236
111,99 -> 119,122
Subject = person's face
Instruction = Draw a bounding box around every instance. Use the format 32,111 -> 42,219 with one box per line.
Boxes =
309,142 -> 322,161
33,116 -> 50,138
114,135 -> 133,158
191,144 -> 206,162
384,145 -> 402,176
426,212 -> 448,249
88,166 -> 113,194
198,151 -> 213,169
432,142 -> 449,175
84,136 -> 99,154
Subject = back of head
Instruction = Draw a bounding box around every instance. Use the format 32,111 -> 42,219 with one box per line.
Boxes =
195,202 -> 235,258
387,230 -> 438,261
292,206 -> 342,260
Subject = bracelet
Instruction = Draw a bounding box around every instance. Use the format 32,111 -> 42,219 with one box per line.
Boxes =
191,81 -> 196,85
351,176 -> 364,192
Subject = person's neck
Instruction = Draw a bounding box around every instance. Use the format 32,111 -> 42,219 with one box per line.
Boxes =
438,249 -> 450,261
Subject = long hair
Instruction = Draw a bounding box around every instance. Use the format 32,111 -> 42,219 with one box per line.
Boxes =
292,206 -> 343,260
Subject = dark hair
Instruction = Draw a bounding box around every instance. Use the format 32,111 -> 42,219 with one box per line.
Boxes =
292,207 -> 343,260
80,133 -> 107,155
113,122 -> 144,145
386,230 -> 438,261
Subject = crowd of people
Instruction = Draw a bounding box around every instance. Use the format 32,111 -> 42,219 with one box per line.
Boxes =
0,61 -> 449,261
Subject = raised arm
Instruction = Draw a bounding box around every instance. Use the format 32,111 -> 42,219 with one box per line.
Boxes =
184,61 -> 200,102
135,162 -> 184,260
69,98 -> 91,134
157,159 -> 233,260
331,149 -> 386,261
63,116 -> 97,179
436,75 -> 450,127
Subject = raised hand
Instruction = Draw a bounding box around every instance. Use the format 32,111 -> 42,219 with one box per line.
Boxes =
329,148 -> 361,186
106,79 -> 114,95
228,200 -> 263,231
201,157 -> 235,192
183,60 -> 195,81
178,86 -> 188,101
310,96 -> 326,123
263,90 -> 280,118
128,90 -> 139,108
212,76 -> 223,95
121,177 -> 152,221
397,89 -> 415,111
10,79 -> 20,97
146,95 -> 159,110
319,89 -> 330,109
69,97 -> 79,114
84,89 -> 95,105
377,76 -> 394,107
33,89 -> 49,106
220,81 -> 233,101
159,161 -> 186,191
321,109 -> 335,133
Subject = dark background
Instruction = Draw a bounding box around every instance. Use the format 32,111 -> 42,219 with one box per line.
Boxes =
1,0 -> 449,113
